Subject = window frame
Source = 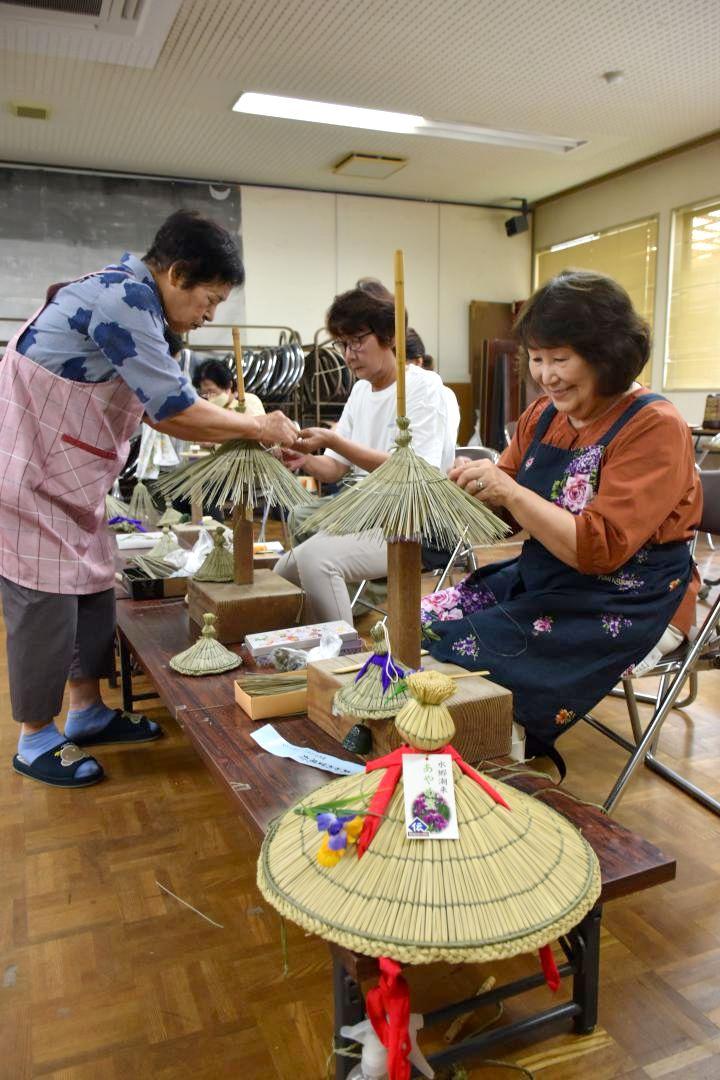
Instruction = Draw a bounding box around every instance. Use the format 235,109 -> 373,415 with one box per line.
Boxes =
662,193 -> 720,393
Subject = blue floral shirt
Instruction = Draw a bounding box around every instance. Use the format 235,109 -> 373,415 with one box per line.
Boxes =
17,252 -> 197,422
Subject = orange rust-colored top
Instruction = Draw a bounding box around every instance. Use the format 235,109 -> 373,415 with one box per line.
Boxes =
499,388 -> 702,635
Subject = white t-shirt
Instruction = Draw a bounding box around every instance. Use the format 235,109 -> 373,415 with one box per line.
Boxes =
441,385 -> 461,473
325,364 -> 449,475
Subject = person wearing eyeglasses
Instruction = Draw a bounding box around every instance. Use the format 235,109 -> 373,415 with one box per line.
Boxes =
274,287 -> 452,625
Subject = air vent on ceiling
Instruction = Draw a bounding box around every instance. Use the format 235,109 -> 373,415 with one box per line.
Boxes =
10,101 -> 50,120
333,153 -> 408,180
0,0 -> 181,68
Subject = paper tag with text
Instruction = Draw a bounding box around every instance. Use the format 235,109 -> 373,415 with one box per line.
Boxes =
402,754 -> 459,840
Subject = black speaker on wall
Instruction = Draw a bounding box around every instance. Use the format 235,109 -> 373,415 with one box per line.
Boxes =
505,213 -> 529,237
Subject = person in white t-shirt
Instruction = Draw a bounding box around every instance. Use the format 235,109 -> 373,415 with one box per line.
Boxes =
274,288 -> 448,625
406,327 -> 460,473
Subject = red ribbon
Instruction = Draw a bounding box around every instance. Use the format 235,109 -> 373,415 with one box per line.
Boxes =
539,943 -> 561,992
365,957 -> 411,1080
356,743 -> 510,858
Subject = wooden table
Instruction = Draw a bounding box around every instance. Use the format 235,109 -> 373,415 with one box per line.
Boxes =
116,598 -> 677,1077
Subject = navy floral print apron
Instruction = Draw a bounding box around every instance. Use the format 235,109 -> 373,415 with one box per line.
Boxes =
424,394 -> 693,751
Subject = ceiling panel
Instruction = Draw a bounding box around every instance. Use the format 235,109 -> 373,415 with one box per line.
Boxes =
0,0 -> 718,203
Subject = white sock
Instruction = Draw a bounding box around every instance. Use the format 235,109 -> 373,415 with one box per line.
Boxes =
631,625 -> 684,678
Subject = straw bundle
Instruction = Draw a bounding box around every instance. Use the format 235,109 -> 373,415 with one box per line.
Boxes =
105,491 -> 129,521
169,613 -> 242,676
302,417 -> 508,549
258,670 -> 600,965
334,622 -> 409,720
154,439 -> 312,514
131,554 -> 174,579
128,479 -> 159,528
194,527 -> 234,583
148,526 -> 180,559
394,670 -> 456,750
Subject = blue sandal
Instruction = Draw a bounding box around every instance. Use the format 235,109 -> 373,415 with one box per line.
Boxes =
70,709 -> 163,747
13,742 -> 104,787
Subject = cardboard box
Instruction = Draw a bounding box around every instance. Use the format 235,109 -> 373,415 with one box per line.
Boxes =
121,568 -> 188,600
234,679 -> 307,720
306,653 -> 513,761
246,620 -> 360,660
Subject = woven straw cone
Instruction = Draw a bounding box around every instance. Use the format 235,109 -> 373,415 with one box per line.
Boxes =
334,623 -> 409,720
258,767 -> 600,964
149,527 -> 180,559
300,420 -> 509,549
394,671 -> 456,750
258,668 -> 600,963
105,492 -> 129,520
157,502 -> 184,526
169,613 -> 242,676
194,528 -> 234,583
128,480 -> 159,528
154,440 -> 313,513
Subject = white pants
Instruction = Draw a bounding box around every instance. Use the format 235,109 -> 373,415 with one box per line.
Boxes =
274,530 -> 387,625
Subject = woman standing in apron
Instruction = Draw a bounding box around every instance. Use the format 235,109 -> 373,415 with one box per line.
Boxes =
423,270 -> 702,770
0,210 -> 299,788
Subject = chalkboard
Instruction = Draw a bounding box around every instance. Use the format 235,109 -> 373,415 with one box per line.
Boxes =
0,168 -> 244,327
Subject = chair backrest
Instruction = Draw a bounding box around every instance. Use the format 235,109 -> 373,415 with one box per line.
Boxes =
455,446 -> 499,463
699,470 -> 720,536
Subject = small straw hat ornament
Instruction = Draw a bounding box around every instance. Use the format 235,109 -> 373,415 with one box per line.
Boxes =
194,527 -> 234,583
334,622 -> 409,720
169,613 -> 242,676
148,526 -> 180,559
128,479 -> 159,528
156,499 -> 184,527
258,669 -> 601,1080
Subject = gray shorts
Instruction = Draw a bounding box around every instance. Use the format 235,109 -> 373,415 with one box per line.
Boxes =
0,576 -> 116,725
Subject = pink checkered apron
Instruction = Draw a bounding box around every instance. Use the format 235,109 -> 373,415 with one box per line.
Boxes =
0,279 -> 145,594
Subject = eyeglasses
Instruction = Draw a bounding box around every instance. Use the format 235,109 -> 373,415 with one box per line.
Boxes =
332,330 -> 374,354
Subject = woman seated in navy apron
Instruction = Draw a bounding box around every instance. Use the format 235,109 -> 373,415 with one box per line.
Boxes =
422,269 -> 702,772
0,210 -> 299,788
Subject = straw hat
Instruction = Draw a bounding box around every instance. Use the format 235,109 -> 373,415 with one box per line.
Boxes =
149,526 -> 180,559
258,671 -> 600,964
334,623 -> 409,720
169,613 -> 242,676
194,527 -> 234,583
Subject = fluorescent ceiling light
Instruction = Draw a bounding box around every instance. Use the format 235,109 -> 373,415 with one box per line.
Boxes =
232,93 -> 585,154
549,233 -> 600,252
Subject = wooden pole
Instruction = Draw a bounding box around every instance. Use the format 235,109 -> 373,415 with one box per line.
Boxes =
387,539 -> 422,668
232,505 -> 254,585
393,250 -> 407,417
232,326 -> 246,408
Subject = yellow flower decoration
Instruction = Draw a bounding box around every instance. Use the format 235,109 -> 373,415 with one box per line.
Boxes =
345,816 -> 364,843
317,835 -> 344,867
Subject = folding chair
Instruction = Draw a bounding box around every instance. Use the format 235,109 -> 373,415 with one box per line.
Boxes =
584,470 -> 720,814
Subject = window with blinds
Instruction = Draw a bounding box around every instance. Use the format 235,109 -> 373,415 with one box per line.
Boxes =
664,197 -> 720,390
535,218 -> 658,384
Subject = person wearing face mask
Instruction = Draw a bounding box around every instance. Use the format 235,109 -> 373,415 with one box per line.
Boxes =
422,270 -> 701,770
193,358 -> 265,416
0,209 -> 298,788
274,287 -> 448,624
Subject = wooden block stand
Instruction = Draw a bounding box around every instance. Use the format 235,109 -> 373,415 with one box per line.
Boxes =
307,653 -> 513,761
187,571 -> 304,644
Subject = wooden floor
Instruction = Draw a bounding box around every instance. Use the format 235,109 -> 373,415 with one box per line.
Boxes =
1,539 -> 719,1079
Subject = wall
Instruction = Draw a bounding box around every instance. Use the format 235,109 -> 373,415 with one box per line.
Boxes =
0,168 -> 244,346
240,185 -> 531,382
533,139 -> 720,423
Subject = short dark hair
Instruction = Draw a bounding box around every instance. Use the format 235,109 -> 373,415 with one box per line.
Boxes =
326,288 -> 399,347
513,269 -> 650,396
406,327 -> 434,368
193,358 -> 234,392
356,277 -> 395,304
144,209 -> 245,289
